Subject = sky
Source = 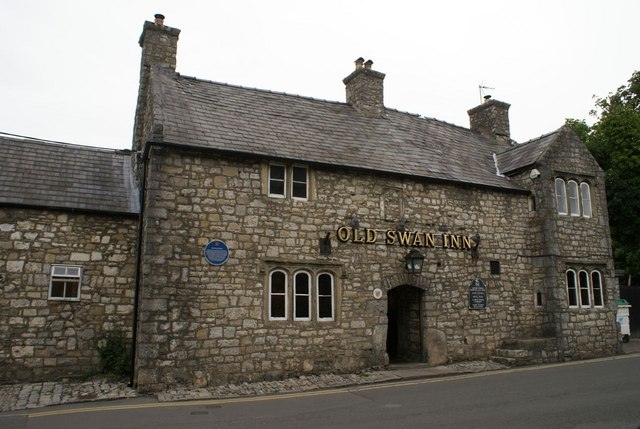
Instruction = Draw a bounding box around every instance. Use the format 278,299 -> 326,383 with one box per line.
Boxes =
1,1 -> 638,149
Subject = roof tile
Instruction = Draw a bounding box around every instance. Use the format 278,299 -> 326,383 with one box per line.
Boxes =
0,135 -> 139,214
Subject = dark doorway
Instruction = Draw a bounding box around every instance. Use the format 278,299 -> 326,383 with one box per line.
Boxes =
386,285 -> 423,362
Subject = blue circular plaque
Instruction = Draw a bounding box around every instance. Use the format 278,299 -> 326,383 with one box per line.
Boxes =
204,240 -> 229,266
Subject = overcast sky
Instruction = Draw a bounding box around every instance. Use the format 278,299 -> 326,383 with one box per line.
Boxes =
1,1 -> 638,149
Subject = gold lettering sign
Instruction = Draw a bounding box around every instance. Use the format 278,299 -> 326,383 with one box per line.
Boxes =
336,227 -> 474,250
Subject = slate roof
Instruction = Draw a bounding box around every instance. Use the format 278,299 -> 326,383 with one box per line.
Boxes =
149,68 -> 526,192
496,130 -> 559,175
0,134 -> 139,214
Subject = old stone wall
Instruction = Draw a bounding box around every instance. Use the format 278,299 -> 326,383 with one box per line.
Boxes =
542,129 -> 618,358
506,128 -> 618,359
135,146 -> 539,391
0,207 -> 137,383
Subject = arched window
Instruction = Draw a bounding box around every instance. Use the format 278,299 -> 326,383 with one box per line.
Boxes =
555,178 -> 568,215
317,273 -> 335,321
568,180 -> 580,216
578,270 -> 591,307
269,270 -> 287,320
591,270 -> 604,307
294,271 -> 311,320
566,269 -> 578,307
580,182 -> 592,218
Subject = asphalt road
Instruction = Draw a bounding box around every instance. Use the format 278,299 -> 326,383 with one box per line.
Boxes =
3,355 -> 640,429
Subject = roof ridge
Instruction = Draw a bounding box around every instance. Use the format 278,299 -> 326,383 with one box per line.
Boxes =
519,128 -> 561,145
0,132 -> 129,154
175,73 -> 480,136
499,128 -> 560,154
175,73 -> 345,106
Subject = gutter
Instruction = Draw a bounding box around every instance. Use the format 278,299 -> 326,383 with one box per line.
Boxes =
129,141 -> 153,387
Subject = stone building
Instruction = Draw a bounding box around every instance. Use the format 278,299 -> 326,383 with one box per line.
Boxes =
0,16 -> 620,389
0,136 -> 138,382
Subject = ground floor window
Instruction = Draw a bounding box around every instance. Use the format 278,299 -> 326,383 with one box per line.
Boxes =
566,268 -> 604,308
49,265 -> 82,301
268,269 -> 335,321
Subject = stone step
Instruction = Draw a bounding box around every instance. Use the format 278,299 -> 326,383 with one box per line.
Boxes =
490,356 -> 517,366
501,337 -> 556,351
496,348 -> 529,359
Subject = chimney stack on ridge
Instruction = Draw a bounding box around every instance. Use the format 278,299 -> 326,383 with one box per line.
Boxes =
343,58 -> 386,118
467,99 -> 512,146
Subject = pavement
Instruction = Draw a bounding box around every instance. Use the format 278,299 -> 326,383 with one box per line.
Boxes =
2,338 -> 639,413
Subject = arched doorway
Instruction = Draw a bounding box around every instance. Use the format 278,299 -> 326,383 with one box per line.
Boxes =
386,285 -> 423,363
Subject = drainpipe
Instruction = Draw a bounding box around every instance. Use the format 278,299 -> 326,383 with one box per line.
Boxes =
129,142 -> 152,388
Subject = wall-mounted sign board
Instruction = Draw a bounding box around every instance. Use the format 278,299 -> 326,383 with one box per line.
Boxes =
204,239 -> 229,266
469,278 -> 487,310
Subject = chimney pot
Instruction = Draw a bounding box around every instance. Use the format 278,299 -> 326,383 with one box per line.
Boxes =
154,13 -> 165,26
364,59 -> 373,69
483,95 -> 492,102
355,57 -> 365,70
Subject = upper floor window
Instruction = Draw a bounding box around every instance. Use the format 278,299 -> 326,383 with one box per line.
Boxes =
268,163 -> 286,198
555,178 -> 568,215
555,178 -> 592,218
568,180 -> 580,216
49,265 -> 82,301
292,166 -> 308,200
268,162 -> 309,201
580,182 -> 592,218
566,268 -> 605,309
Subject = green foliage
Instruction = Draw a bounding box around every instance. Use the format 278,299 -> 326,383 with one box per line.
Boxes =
567,71 -> 640,279
97,331 -> 132,378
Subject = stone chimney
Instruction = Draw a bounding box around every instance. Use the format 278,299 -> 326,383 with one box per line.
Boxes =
467,99 -> 512,145
343,58 -> 386,118
133,14 -> 181,154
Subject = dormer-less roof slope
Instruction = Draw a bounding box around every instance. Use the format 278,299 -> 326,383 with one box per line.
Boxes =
150,68 -> 525,192
496,129 -> 559,175
0,134 -> 139,214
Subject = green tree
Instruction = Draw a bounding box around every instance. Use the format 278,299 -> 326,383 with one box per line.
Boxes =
566,71 -> 640,281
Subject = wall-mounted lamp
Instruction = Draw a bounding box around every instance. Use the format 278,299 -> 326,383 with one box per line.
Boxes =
404,249 -> 425,274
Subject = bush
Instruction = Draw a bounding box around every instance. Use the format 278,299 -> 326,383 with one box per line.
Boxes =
97,331 -> 132,378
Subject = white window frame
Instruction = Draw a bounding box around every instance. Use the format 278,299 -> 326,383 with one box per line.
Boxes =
49,265 -> 82,301
566,269 -> 578,308
555,178 -> 568,215
580,182 -> 592,218
293,271 -> 312,321
316,272 -> 335,321
567,180 -> 580,216
591,270 -> 604,307
269,270 -> 288,320
578,270 -> 591,308
268,163 -> 287,198
291,165 -> 309,201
